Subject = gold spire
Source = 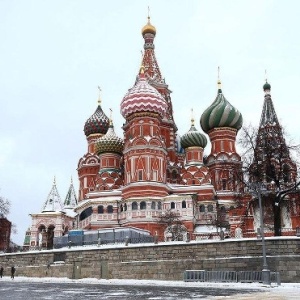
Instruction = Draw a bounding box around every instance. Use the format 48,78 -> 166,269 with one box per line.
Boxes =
140,49 -> 144,69
139,64 -> 145,75
191,108 -> 195,126
217,66 -> 222,91
263,70 -> 271,91
141,7 -> 156,36
97,86 -> 102,105
109,108 -> 113,126
138,50 -> 145,78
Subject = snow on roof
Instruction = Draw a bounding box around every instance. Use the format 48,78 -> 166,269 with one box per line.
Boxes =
64,180 -> 78,209
194,225 -> 217,233
41,180 -> 64,213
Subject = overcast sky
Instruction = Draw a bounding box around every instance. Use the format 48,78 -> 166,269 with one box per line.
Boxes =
1,0 -> 300,245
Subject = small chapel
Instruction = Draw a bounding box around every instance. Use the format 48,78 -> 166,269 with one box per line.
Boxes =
25,16 -> 300,249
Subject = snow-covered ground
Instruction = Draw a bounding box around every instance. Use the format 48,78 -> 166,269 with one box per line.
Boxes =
1,276 -> 300,299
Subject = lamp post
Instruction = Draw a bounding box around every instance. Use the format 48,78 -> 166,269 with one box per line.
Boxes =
257,186 -> 271,285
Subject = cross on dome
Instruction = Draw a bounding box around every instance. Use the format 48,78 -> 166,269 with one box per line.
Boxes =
97,86 -> 102,105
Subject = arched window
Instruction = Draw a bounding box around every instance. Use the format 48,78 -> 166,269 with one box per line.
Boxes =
151,201 -> 156,210
132,201 -> 138,210
138,170 -> 143,181
120,204 -> 123,212
98,205 -> 104,214
222,179 -> 227,190
220,206 -> 226,213
199,205 -> 205,212
172,170 -> 177,180
140,201 -> 146,210
79,206 -> 93,221
107,205 -> 113,213
157,201 -> 162,210
167,170 -> 170,181
207,204 -> 214,212
182,200 -> 186,209
171,202 -> 175,209
283,164 -> 290,183
124,203 -> 127,211
220,206 -> 226,222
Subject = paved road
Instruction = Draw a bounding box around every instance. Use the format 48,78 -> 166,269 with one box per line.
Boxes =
0,281 -> 262,300
1,277 -> 299,299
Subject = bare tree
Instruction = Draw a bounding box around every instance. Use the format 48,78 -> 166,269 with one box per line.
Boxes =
157,210 -> 186,241
0,194 -> 11,217
238,124 -> 300,236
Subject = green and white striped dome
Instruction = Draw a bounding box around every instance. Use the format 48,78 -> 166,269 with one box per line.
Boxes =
200,82 -> 243,133
181,123 -> 207,149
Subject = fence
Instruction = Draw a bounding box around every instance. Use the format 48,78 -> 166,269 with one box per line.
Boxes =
53,228 -> 154,249
183,270 -> 281,285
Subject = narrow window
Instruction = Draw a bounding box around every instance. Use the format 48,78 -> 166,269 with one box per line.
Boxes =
208,204 -> 214,212
222,179 -> 227,190
151,201 -> 156,210
157,202 -> 162,210
98,205 -> 104,214
138,170 -> 143,181
140,201 -> 146,210
172,170 -> 177,181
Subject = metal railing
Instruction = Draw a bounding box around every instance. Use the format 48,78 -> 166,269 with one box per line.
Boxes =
183,270 -> 281,285
53,229 -> 154,249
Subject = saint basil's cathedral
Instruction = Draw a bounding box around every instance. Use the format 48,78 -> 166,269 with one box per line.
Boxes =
26,16 -> 300,249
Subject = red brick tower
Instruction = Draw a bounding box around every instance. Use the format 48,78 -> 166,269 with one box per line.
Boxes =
141,16 -> 182,183
200,79 -> 243,194
200,79 -> 243,230
120,66 -> 168,199
180,111 -> 210,185
248,81 -> 299,236
94,117 -> 124,191
77,92 -> 109,201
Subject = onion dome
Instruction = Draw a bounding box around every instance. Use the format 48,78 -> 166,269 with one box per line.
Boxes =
120,66 -> 167,119
84,97 -> 109,137
263,81 -> 271,91
95,120 -> 124,155
142,16 -> 156,36
181,114 -> 207,149
200,80 -> 243,134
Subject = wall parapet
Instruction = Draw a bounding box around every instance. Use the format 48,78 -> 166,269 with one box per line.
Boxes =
0,237 -> 300,282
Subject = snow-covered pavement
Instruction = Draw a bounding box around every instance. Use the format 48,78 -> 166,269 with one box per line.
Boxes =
0,276 -> 300,299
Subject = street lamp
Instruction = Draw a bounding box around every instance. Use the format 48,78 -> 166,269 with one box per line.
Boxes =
257,186 -> 271,285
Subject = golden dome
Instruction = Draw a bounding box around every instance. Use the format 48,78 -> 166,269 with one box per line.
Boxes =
141,16 -> 156,36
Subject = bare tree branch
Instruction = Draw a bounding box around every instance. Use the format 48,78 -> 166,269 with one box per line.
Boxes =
0,195 -> 11,217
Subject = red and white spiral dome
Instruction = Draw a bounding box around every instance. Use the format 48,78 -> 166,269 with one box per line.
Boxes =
120,67 -> 167,119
